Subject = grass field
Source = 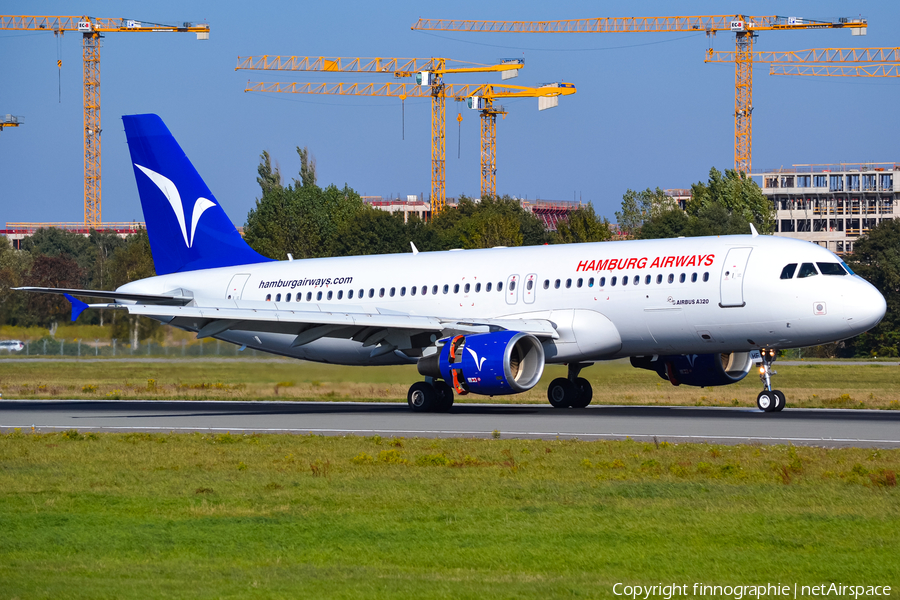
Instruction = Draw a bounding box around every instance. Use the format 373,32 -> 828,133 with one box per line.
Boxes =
1,359 -> 899,410
0,431 -> 898,598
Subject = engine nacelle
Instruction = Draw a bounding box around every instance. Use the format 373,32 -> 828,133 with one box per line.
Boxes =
417,331 -> 545,396
630,352 -> 753,387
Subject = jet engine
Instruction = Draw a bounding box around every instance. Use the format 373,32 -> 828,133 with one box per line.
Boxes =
630,352 -> 753,387
417,331 -> 545,396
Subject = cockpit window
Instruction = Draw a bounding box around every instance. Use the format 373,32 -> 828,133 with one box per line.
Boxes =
817,262 -> 847,276
797,263 -> 819,278
841,261 -> 855,275
780,264 -> 797,279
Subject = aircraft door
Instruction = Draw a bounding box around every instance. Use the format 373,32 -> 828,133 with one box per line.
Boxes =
505,274 -> 520,305
523,273 -> 537,304
719,248 -> 752,308
225,273 -> 251,300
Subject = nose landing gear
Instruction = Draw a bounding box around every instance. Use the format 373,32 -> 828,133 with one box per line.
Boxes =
756,349 -> 785,412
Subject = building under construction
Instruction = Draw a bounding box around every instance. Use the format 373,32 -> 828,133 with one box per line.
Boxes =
362,195 -> 583,230
754,163 -> 899,254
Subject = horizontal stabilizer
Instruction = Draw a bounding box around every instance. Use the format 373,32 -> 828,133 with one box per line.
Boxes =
14,287 -> 194,306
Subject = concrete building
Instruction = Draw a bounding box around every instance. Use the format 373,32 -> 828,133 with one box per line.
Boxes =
1,222 -> 145,249
754,163 -> 899,254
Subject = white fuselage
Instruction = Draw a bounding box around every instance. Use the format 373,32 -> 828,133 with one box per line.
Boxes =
119,234 -> 885,365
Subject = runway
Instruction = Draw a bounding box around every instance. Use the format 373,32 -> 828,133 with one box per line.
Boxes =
2,400 -> 899,448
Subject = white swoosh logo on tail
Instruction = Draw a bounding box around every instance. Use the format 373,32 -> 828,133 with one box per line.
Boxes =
135,164 -> 215,248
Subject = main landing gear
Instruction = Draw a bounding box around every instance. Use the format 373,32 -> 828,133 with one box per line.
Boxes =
756,349 -> 785,413
547,363 -> 593,408
407,379 -> 454,412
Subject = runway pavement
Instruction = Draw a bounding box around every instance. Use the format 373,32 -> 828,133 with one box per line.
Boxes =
2,399 -> 899,448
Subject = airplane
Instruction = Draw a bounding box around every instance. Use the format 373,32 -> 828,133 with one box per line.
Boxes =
17,114 -> 886,413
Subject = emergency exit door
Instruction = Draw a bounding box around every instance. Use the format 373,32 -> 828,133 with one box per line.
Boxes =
719,248 -> 752,308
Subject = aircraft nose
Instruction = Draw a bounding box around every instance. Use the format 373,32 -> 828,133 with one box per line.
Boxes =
847,278 -> 886,334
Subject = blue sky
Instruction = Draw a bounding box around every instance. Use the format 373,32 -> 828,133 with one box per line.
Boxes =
1,1 -> 897,226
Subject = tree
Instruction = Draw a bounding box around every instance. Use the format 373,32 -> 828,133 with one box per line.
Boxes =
0,237 -> 33,326
333,207 -> 410,256
687,167 -> 775,235
23,254 -> 84,331
108,231 -> 159,347
845,219 -> 900,357
615,188 -> 673,238
553,204 -> 612,244
243,147 -> 364,260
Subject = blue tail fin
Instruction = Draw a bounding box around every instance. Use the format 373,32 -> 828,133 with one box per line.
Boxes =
122,114 -> 272,275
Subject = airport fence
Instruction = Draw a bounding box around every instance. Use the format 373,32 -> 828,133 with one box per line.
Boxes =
2,337 -> 263,358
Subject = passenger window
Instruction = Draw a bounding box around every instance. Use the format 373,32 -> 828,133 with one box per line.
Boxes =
510,280 -> 516,291
390,287 -> 395,297
817,262 -> 847,276
667,274 -> 674,284
565,279 -> 572,288
611,276 -> 617,286
348,290 -> 354,299
464,283 -> 470,293
475,283 -> 481,292
577,278 -> 583,288
703,272 -> 709,282
296,294 -> 302,302
599,277 -> 606,287
410,286 -> 416,296
486,282 -> 492,292
526,280 -> 533,291
307,292 -> 312,301
368,289 -> 375,298
358,289 -> 363,298
317,291 -> 323,301
400,287 -> 406,296
379,288 -> 385,297
622,276 -> 629,286
633,275 -> 639,285
443,285 -> 449,294
798,263 -> 819,278
780,264 -> 798,279
656,274 -> 662,284
432,285 -> 438,295
588,277 -> 594,287
337,290 -> 343,300
266,294 -> 272,301
543,280 -> 550,289
454,284 -> 460,293
645,275 -> 651,285
286,293 -> 291,302
275,293 -> 281,302
691,273 -> 697,283
327,291 -> 333,300
554,279 -> 561,289
679,273 -> 685,283
498,282 -> 503,292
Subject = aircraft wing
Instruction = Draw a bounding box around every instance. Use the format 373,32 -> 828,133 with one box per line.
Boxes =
15,286 -> 558,355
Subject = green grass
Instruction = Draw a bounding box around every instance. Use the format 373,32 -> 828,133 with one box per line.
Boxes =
0,431 -> 898,598
2,359 -> 900,409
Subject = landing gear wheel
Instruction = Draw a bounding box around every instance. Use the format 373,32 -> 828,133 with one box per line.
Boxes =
570,377 -> 593,408
756,390 -> 777,413
773,390 -> 786,412
548,378 -> 577,408
408,381 -> 438,412
433,380 -> 455,412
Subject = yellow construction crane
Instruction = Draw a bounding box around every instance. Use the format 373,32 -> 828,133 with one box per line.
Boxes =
237,56 -> 524,213
244,81 -> 575,205
0,15 -> 210,227
411,15 -> 867,174
1,114 -> 23,133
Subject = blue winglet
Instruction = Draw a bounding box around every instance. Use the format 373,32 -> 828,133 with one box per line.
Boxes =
63,294 -> 89,322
